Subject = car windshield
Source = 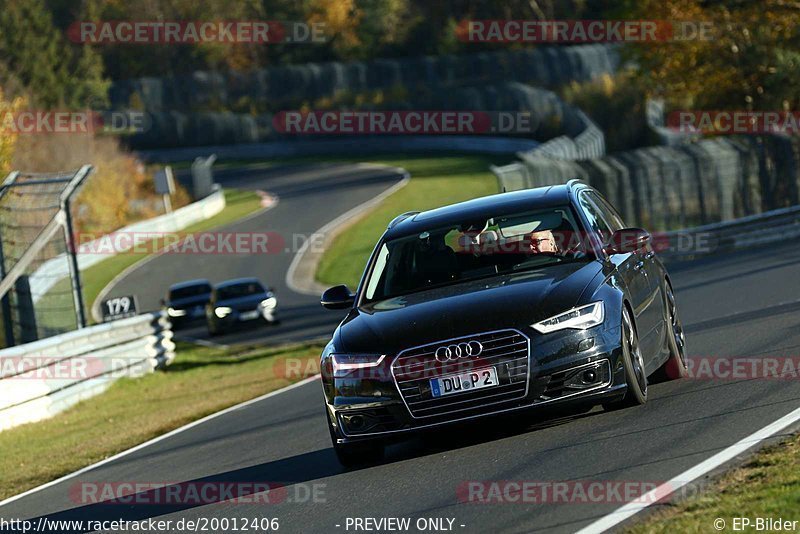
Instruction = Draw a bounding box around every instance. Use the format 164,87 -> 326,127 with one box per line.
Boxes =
217,282 -> 265,300
363,206 -> 590,303
169,284 -> 211,300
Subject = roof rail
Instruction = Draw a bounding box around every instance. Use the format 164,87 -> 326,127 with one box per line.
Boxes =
566,178 -> 588,190
387,211 -> 419,229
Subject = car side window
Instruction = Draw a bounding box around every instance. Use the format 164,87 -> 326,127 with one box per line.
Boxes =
588,192 -> 625,231
578,192 -> 613,245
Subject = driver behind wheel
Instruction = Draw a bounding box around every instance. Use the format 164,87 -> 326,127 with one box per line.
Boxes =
526,229 -> 559,254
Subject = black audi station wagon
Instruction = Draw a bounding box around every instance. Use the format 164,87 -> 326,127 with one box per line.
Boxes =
319,180 -> 687,466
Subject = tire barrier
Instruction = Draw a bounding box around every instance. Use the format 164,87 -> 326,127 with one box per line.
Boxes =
494,135 -> 800,231
0,312 -> 174,431
109,45 -> 620,113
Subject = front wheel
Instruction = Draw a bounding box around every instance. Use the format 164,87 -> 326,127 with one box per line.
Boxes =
604,307 -> 647,410
654,283 -> 688,380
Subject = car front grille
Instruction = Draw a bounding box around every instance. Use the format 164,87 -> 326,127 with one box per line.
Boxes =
391,329 -> 530,419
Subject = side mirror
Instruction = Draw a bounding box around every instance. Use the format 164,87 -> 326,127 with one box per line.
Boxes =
605,228 -> 651,255
321,285 -> 355,310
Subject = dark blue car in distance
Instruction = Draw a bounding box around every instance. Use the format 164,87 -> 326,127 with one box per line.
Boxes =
205,277 -> 279,336
163,279 -> 213,329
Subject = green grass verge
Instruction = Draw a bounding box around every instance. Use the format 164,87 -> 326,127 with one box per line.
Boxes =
0,341 -> 321,500
36,189 -> 263,329
315,154 -> 505,289
625,433 -> 800,533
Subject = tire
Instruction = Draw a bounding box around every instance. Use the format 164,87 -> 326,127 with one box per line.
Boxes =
604,307 -> 647,410
327,413 -> 384,467
654,282 -> 688,381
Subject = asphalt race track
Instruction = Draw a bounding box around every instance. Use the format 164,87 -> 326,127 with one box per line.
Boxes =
2,164 -> 800,533
101,162 -> 407,347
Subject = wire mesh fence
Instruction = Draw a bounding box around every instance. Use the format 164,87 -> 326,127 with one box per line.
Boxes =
0,167 -> 91,346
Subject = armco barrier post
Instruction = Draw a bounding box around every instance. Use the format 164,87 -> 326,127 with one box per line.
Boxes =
0,170 -> 20,346
61,165 -> 93,330
15,275 -> 37,343
62,197 -> 86,329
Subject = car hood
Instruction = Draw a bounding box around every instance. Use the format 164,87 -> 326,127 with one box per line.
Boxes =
336,260 -> 603,354
217,293 -> 268,311
168,295 -> 210,308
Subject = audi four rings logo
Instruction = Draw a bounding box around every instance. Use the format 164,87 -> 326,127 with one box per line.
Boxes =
434,340 -> 484,362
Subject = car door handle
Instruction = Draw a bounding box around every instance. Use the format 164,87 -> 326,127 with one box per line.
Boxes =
633,261 -> 645,271
644,251 -> 655,259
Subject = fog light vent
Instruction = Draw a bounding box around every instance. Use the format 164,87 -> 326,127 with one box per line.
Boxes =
563,361 -> 610,390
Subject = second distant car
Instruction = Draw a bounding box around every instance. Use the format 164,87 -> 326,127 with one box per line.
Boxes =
163,279 -> 213,329
206,278 -> 279,336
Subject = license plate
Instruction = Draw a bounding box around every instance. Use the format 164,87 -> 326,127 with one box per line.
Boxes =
239,310 -> 260,320
430,367 -> 499,398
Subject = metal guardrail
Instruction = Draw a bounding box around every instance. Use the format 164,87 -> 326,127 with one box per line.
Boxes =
0,312 -> 174,431
141,136 -> 541,163
658,204 -> 800,262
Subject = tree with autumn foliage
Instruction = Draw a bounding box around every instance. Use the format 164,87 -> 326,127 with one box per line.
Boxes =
0,88 -> 26,176
619,0 -> 800,111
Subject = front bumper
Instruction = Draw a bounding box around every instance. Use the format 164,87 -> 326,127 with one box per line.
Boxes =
324,323 -> 626,444
214,305 -> 277,326
167,305 -> 206,326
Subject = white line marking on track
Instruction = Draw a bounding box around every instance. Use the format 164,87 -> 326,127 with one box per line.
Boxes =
0,374 -> 321,509
576,404 -> 800,533
285,166 -> 410,296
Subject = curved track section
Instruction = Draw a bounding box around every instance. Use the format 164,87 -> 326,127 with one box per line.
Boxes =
102,162 -> 406,346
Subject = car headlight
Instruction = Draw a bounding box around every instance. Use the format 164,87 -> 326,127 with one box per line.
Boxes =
331,353 -> 385,371
167,307 -> 186,317
260,296 -> 278,309
532,302 -> 605,334
214,306 -> 233,318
